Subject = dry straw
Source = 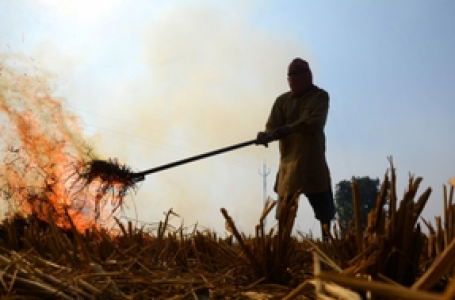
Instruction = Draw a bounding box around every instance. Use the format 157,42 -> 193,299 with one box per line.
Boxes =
0,160 -> 454,298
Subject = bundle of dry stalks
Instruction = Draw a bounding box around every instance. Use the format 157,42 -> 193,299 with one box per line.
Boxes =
325,159 -> 430,287
291,159 -> 455,300
70,157 -> 140,215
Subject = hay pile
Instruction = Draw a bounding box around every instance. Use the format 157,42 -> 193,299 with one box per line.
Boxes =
0,208 -> 315,299
0,163 -> 455,299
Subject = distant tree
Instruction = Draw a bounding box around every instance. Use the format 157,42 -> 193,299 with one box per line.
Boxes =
334,176 -> 381,230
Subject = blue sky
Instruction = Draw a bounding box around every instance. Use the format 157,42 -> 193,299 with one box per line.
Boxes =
1,1 -> 454,235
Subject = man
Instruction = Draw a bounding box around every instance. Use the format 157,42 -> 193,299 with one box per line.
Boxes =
256,58 -> 334,239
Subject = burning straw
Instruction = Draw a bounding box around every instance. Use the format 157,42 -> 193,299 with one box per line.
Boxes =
0,54 -> 132,230
69,157 -> 141,218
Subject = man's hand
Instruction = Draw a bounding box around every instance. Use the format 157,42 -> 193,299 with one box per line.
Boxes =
256,126 -> 291,147
256,132 -> 272,147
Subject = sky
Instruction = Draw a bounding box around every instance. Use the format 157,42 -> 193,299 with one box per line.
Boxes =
1,0 -> 454,236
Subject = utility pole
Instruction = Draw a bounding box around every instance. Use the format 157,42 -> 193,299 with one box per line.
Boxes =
258,160 -> 270,228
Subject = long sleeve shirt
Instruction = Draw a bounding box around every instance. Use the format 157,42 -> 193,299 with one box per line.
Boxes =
265,86 -> 331,196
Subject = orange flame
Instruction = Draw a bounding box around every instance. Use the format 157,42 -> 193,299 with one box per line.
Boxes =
0,53 -> 115,231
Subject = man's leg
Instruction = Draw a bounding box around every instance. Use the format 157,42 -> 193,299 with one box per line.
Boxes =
305,188 -> 335,241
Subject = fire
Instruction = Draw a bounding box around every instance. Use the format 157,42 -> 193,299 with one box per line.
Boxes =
0,53 -> 119,231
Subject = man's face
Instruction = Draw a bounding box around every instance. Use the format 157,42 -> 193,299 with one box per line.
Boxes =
287,61 -> 312,96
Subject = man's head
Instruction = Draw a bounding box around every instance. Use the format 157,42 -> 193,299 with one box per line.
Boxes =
287,58 -> 313,96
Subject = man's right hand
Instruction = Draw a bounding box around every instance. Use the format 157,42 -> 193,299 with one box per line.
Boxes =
256,132 -> 272,147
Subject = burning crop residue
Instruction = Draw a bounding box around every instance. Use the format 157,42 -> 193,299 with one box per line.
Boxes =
69,157 -> 141,219
0,53 -> 130,231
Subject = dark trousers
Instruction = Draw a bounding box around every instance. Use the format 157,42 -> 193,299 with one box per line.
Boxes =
276,188 -> 335,238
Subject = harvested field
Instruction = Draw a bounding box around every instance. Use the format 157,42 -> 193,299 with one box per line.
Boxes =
1,160 -> 455,299
2,48 -> 454,299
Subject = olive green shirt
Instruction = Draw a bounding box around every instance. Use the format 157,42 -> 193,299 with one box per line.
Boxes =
265,87 -> 331,196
